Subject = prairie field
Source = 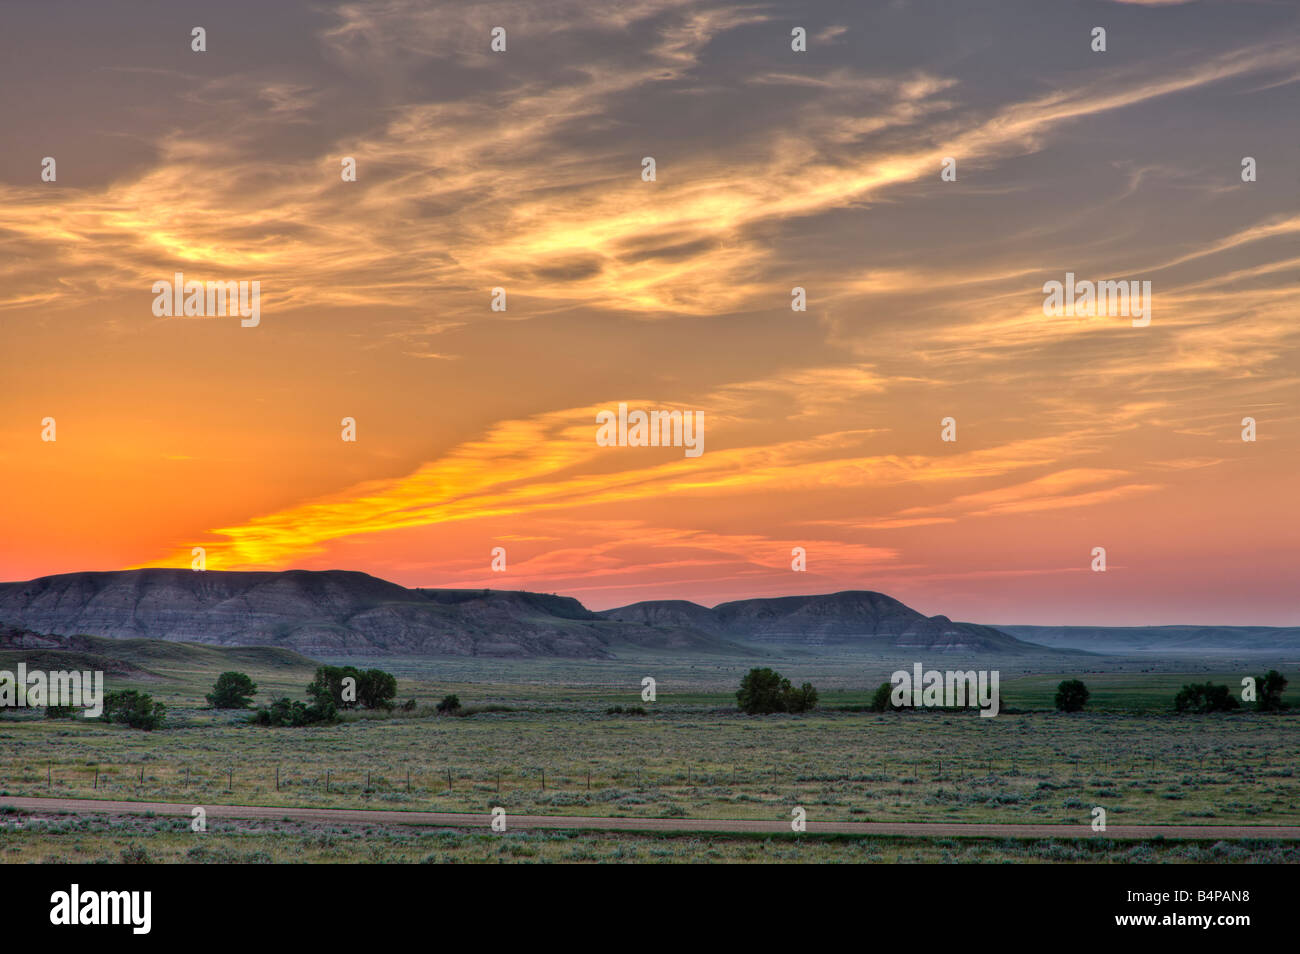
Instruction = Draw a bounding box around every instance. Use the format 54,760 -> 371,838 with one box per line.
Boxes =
5,812 -> 1300,865
2,650 -> 1297,851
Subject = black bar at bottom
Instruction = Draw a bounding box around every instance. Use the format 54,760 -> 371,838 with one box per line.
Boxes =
3,861 -> 1278,940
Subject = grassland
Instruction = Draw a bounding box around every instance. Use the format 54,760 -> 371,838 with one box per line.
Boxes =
2,646 -> 1296,862
4,811 -> 1299,864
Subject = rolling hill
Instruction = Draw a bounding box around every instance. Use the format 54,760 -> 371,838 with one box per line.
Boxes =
603,591 -> 1037,653
0,569 -> 1050,657
0,569 -> 734,658
0,622 -> 320,678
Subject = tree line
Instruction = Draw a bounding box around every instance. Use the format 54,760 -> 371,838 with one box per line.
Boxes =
23,665 -> 1291,729
862,671 -> 1289,714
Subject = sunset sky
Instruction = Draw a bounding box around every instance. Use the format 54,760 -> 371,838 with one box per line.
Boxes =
2,0 -> 1297,625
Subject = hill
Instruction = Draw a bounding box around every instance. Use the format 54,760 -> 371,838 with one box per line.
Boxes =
0,622 -> 319,677
603,590 -> 1038,653
0,570 -> 736,658
0,570 -> 1050,657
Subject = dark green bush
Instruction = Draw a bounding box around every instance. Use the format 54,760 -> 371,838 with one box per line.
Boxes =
250,695 -> 338,727
1256,670 -> 1288,712
206,671 -> 258,709
101,689 -> 166,730
869,681 -> 903,712
736,668 -> 819,715
606,705 -> 647,715
1174,682 -> 1239,714
1055,679 -> 1090,713
306,666 -> 397,710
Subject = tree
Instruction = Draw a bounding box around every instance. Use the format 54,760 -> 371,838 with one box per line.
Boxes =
306,665 -> 361,709
306,665 -> 398,710
357,669 -> 398,710
869,681 -> 903,712
1174,682 -> 1239,714
787,682 -> 819,713
250,696 -> 338,727
1256,670 -> 1288,712
206,671 -> 258,709
737,668 -> 790,714
1055,679 -> 1090,713
101,690 -> 166,730
736,668 -> 819,715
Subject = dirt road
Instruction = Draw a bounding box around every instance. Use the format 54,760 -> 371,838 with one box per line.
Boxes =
4,795 -> 1299,839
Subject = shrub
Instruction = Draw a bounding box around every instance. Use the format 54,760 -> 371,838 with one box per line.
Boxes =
119,843 -> 151,864
1174,682 -> 1239,714
786,682 -> 819,714
736,668 -> 818,715
1055,679 -> 1090,713
250,696 -> 338,727
1256,670 -> 1288,712
606,705 -> 647,715
206,671 -> 258,709
101,690 -> 166,730
869,681 -> 904,712
306,666 -> 356,708
737,668 -> 788,714
357,669 -> 398,709
436,694 -> 462,715
306,666 -> 397,710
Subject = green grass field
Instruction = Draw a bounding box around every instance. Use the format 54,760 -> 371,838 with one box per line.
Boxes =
2,645 -> 1297,862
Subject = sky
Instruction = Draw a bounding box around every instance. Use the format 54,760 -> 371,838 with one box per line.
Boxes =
1,0 -> 1297,625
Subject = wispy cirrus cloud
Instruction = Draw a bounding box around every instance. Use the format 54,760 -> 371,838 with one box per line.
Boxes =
5,0 -> 1298,622
5,9 -> 1294,325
